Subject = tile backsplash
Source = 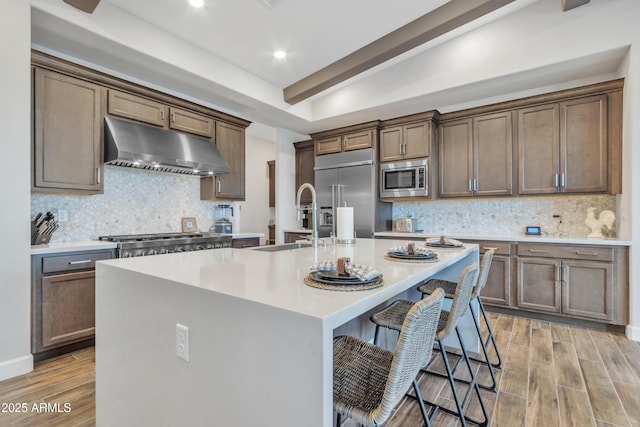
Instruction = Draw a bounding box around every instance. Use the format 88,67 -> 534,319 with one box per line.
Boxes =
31,166 -> 237,242
392,195 -> 617,238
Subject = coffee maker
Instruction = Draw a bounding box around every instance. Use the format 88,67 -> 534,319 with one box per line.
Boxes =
213,204 -> 233,233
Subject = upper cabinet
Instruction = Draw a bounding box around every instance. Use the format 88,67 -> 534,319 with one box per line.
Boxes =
201,122 -> 246,201
107,89 -> 214,138
439,111 -> 513,198
517,95 -> 608,194
311,121 -> 380,156
379,112 -> 437,162
294,140 -> 315,204
33,67 -> 104,194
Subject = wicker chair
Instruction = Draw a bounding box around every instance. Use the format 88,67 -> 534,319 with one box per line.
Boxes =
418,248 -> 502,391
370,263 -> 489,427
333,288 -> 445,427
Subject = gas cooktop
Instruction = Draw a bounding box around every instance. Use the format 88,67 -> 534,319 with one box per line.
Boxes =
99,232 -> 232,257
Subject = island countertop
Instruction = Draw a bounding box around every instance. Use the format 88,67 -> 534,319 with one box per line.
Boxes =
97,238 -> 477,329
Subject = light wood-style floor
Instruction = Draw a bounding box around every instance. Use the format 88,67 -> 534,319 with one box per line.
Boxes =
0,313 -> 639,427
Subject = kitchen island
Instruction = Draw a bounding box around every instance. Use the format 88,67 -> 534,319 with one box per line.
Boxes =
95,238 -> 478,427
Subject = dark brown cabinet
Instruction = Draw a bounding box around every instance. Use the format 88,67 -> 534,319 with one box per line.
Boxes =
201,121 -> 246,201
294,140 -> 315,204
380,121 -> 431,162
232,237 -> 260,248
285,232 -> 311,243
311,121 -> 379,156
268,160 -> 275,207
107,89 -> 214,138
439,111 -> 513,198
516,243 -> 615,322
32,249 -> 114,360
517,95 -> 608,194
33,67 -> 104,194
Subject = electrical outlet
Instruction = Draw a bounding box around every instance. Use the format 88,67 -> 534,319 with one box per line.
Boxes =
176,323 -> 190,362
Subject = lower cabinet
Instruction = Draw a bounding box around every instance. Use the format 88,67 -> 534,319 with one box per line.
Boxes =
516,243 -> 616,322
232,237 -> 260,248
285,232 -> 311,243
32,249 -> 115,360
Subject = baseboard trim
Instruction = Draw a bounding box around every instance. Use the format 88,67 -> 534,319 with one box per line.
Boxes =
626,324 -> 640,342
0,354 -> 33,382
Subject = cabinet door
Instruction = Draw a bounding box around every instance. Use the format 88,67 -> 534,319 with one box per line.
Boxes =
562,260 -> 613,321
169,107 -> 214,138
232,237 -> 259,248
41,271 -> 95,349
560,95 -> 608,193
268,160 -> 275,207
315,136 -> 342,155
379,126 -> 404,162
474,112 -> 513,196
517,103 -> 560,194
481,254 -> 512,307
517,257 -> 561,313
403,121 -> 430,159
215,121 -> 245,200
107,89 -> 167,126
439,119 -> 473,198
343,130 -> 373,151
295,141 -> 315,204
33,68 -> 103,193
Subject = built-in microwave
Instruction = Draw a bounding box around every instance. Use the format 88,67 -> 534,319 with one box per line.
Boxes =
380,159 -> 428,198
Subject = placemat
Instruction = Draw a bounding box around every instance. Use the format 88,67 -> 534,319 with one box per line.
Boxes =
304,274 -> 384,291
384,254 -> 440,263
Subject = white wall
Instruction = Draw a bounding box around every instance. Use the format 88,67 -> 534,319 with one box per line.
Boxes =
238,135 -> 276,244
0,0 -> 33,380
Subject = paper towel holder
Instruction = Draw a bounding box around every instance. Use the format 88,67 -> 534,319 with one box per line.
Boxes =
336,202 -> 357,245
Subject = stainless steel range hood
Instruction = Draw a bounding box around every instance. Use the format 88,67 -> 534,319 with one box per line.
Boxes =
104,115 -> 229,176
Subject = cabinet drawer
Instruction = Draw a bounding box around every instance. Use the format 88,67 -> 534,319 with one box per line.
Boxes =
42,251 -> 113,274
517,243 -> 613,262
232,237 -> 259,248
463,240 -> 511,256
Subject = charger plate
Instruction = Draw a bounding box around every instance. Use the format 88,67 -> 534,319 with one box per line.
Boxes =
304,274 -> 384,291
384,253 -> 439,263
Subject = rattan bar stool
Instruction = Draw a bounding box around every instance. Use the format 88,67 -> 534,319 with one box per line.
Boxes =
333,288 -> 445,427
370,263 -> 489,427
418,248 -> 502,392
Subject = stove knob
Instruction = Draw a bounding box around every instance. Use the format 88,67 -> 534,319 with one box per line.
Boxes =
160,248 -> 168,254
148,249 -> 158,256
206,244 -> 214,249
122,251 -> 132,258
175,247 -> 184,253
135,250 -> 146,257
195,245 -> 204,251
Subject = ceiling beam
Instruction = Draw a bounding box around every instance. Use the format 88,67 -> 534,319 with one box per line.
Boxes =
283,0 -> 516,105
561,0 -> 590,12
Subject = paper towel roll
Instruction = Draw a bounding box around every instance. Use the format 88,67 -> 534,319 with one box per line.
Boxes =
337,207 -> 354,240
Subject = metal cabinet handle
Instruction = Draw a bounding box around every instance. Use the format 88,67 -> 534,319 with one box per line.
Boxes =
528,249 -> 548,253
68,260 -> 92,265
469,179 -> 473,192
160,110 -> 165,121
97,167 -> 101,184
217,180 -> 221,193
575,251 -> 598,256
555,266 -> 561,282
171,112 -> 176,123
561,173 -> 566,188
474,179 -> 478,192
554,173 -> 559,187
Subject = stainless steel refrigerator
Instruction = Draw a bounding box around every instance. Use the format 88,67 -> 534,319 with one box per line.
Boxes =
314,148 -> 391,238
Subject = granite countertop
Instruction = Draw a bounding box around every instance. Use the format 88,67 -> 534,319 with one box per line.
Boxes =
374,231 -> 631,246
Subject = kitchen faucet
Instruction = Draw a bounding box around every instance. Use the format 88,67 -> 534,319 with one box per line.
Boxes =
296,183 -> 319,247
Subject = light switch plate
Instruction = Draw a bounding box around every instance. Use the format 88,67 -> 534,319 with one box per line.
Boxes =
176,323 -> 190,362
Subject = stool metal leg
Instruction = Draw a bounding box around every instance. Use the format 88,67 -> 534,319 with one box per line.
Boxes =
478,298 -> 503,369
412,378 -> 432,427
469,300 -> 498,392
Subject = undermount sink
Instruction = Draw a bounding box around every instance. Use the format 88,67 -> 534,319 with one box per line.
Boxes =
252,243 -> 312,252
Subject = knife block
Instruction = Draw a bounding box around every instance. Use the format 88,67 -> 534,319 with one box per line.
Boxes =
31,222 -> 53,245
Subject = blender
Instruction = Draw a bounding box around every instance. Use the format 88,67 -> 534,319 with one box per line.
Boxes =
213,204 -> 233,233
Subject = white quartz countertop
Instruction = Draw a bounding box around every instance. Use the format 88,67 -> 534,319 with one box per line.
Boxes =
374,232 -> 631,246
223,233 -> 264,238
98,238 -> 477,328
31,240 -> 117,255
282,229 -> 312,234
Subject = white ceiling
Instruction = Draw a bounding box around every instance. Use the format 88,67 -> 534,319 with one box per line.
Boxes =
103,0 -> 450,88
30,0 -> 628,135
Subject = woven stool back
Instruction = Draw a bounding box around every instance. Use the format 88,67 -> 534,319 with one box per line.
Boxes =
470,249 -> 495,300
437,263 -> 478,340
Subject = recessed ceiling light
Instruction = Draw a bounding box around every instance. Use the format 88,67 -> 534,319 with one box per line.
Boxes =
274,50 -> 286,59
189,0 -> 204,7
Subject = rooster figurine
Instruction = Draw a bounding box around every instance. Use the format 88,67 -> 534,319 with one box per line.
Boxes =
585,207 -> 615,238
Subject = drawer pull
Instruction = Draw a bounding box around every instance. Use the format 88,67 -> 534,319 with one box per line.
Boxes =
528,249 -> 548,253
68,260 -> 92,265
575,251 -> 599,256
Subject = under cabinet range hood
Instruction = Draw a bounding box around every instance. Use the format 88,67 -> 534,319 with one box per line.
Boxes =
104,116 -> 229,176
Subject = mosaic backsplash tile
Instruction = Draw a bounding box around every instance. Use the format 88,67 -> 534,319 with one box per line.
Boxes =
31,166 -> 238,242
392,195 -> 617,238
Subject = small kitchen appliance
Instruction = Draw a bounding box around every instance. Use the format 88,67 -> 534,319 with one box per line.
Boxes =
213,204 -> 234,234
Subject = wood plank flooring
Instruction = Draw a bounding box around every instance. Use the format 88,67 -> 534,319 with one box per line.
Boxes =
0,313 -> 639,427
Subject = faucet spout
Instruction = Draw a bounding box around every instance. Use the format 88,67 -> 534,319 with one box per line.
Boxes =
296,183 -> 319,246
